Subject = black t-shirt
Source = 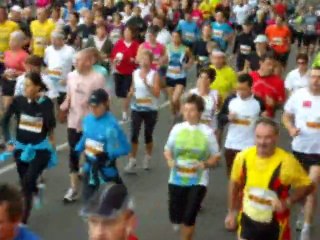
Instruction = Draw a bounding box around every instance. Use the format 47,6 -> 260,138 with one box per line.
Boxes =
248,52 -> 263,71
233,32 -> 255,70
253,22 -> 267,36
3,96 -> 56,144
102,6 -> 116,18
192,39 -> 210,68
63,25 -> 80,46
78,24 -> 96,39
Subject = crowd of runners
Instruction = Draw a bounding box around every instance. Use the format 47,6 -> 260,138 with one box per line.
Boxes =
0,0 -> 320,239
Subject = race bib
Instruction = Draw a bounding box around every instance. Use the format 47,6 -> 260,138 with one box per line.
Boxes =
307,25 -> 315,32
272,37 -> 283,46
136,97 -> 152,105
85,139 -> 104,158
240,45 -> 251,55
306,116 -> 320,129
213,29 -> 223,38
243,187 -> 277,223
184,32 -> 195,41
233,115 -> 252,126
19,114 -> 43,133
47,68 -> 62,81
35,37 -> 45,47
168,66 -> 181,74
176,159 -> 199,179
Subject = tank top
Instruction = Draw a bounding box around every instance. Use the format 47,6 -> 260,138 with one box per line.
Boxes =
166,43 -> 187,79
143,42 -> 164,70
131,69 -> 159,111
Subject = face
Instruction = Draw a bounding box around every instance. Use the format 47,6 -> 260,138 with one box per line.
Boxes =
70,14 -> 78,25
88,214 -> 132,240
260,59 -> 274,76
24,78 -> 41,98
9,37 -> 21,50
202,25 -> 212,38
52,9 -> 60,19
310,69 -> 320,93
0,203 -> 19,240
211,55 -> 225,69
183,103 -> 201,123
123,28 -> 133,41
185,13 -> 192,21
172,32 -> 181,45
197,73 -> 211,90
74,52 -> 92,73
148,32 -> 156,42
275,16 -> 282,25
96,27 -> 107,38
24,63 -> 40,73
51,37 -> 64,48
152,18 -> 163,28
37,9 -> 47,22
296,58 -> 308,72
242,24 -> 252,33
236,81 -> 252,99
255,124 -> 278,156
10,11 -> 20,21
255,42 -> 267,51
90,103 -> 107,117
85,12 -> 94,25
215,12 -> 224,22
139,53 -> 152,68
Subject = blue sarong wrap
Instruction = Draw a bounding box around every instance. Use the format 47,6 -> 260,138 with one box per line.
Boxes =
0,139 -> 58,168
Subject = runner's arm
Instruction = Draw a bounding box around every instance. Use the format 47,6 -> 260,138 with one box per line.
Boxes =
2,98 -> 18,142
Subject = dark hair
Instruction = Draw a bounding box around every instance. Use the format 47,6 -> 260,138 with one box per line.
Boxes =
172,30 -> 182,38
260,51 -> 275,62
199,68 -> 216,83
96,22 -> 107,31
296,53 -> 309,63
25,72 -> 48,92
238,73 -> 253,87
185,94 -> 205,113
70,11 -> 80,21
0,184 -> 23,222
147,25 -> 160,36
25,55 -> 43,67
255,117 -> 279,134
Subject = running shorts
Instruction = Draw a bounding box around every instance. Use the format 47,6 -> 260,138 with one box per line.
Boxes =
303,33 -> 317,46
292,151 -> 320,172
166,77 -> 187,88
114,73 -> 132,98
168,184 -> 206,226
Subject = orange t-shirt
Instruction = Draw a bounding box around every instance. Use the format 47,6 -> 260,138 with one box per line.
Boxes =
265,25 -> 291,54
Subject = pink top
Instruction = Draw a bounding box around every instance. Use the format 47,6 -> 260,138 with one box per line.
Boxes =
191,10 -> 203,27
60,70 -> 105,131
4,50 -> 28,72
142,42 -> 165,70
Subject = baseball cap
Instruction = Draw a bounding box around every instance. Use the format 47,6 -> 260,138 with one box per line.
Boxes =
81,183 -> 133,219
254,34 -> 268,43
88,88 -> 109,106
11,5 -> 22,13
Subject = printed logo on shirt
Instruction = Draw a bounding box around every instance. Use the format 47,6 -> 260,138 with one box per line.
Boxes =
85,139 -> 104,158
303,100 -> 312,108
272,37 -> 283,46
213,29 -> 223,38
176,159 -> 199,179
19,114 -> 43,133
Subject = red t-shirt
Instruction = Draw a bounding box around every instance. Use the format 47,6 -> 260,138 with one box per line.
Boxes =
250,71 -> 285,117
128,234 -> 138,240
4,50 -> 28,72
274,3 -> 287,16
111,39 -> 139,75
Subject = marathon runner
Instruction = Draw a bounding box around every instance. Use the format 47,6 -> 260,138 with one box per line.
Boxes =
282,66 -> 320,240
225,118 -> 314,240
302,5 -> 318,56
164,94 -> 220,240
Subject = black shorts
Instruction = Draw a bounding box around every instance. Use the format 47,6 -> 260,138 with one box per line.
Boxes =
292,151 -> 320,172
303,34 -> 317,46
1,78 -> 16,96
166,77 -> 187,88
114,73 -> 132,98
57,92 -> 66,106
168,184 -> 206,226
273,51 -> 289,66
239,213 -> 280,240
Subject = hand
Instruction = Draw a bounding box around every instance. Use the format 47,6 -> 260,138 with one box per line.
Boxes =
224,211 -> 237,231
196,162 -> 206,170
288,126 -> 300,137
59,79 -> 67,86
271,198 -> 287,213
167,159 -> 175,168
265,95 -> 275,107
228,112 -> 237,122
6,144 -> 15,152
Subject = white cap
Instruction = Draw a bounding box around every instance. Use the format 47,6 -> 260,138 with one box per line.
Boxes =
11,5 -> 22,13
254,34 -> 268,43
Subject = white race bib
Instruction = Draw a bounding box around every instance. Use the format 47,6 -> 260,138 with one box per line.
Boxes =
213,29 -> 223,38
85,139 -> 104,158
19,114 -> 43,133
240,45 -> 251,55
176,159 -> 199,179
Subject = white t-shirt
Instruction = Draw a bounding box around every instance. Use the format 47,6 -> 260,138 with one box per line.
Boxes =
138,3 -> 151,19
224,94 -> 265,150
44,45 -> 75,93
165,122 -> 219,186
15,73 -> 58,99
233,4 -> 250,25
189,88 -> 219,130
156,29 -> 171,45
284,88 -> 320,154
285,68 -> 309,93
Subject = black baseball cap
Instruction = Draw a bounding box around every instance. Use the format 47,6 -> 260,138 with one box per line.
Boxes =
89,88 -> 109,106
80,184 -> 133,219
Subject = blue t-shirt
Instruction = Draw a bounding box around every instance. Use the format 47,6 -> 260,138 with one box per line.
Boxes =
176,20 -> 200,45
15,226 -> 40,240
211,22 -> 234,51
74,0 -> 92,12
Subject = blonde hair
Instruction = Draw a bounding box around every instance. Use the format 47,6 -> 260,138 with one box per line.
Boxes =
10,30 -> 25,43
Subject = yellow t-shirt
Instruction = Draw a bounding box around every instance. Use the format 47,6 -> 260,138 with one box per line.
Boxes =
30,20 -> 56,57
231,146 -> 311,223
209,65 -> 237,101
0,20 -> 19,54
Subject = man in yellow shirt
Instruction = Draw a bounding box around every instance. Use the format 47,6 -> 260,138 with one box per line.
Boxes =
225,118 -> 314,240
209,50 -> 237,102
30,8 -> 55,58
0,6 -> 19,72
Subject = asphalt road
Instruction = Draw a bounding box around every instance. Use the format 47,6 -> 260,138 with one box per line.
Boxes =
0,46 -> 319,240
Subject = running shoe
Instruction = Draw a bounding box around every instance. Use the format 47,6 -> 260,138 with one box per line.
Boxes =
142,155 -> 151,170
33,183 -> 45,209
63,188 -> 79,203
300,227 -> 311,240
124,158 -> 137,173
